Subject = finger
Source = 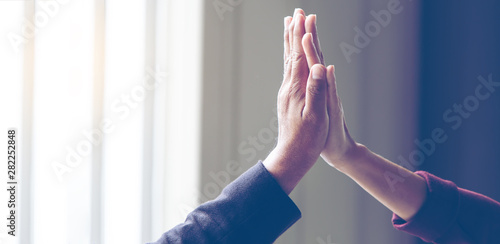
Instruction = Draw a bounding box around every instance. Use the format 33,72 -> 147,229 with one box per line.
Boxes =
305,14 -> 324,65
290,13 -> 308,90
294,8 -> 305,18
293,13 -> 306,55
290,9 -> 305,54
326,65 -> 340,116
304,64 -> 327,117
284,16 -> 292,63
282,51 -> 293,86
302,33 -> 321,69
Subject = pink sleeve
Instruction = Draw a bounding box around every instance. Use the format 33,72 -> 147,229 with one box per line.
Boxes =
392,171 -> 500,243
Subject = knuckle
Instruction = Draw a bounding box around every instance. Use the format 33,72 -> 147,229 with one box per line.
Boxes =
332,106 -> 343,117
330,82 -> 337,92
278,86 -> 292,102
277,89 -> 285,101
284,58 -> 291,68
289,83 -> 304,98
308,83 -> 325,96
303,112 -> 320,123
278,85 -> 285,96
290,51 -> 305,63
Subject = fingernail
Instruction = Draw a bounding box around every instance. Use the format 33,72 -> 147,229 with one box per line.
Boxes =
294,8 -> 301,16
312,66 -> 325,80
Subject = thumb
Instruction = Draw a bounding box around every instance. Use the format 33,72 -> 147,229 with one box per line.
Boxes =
304,64 -> 327,117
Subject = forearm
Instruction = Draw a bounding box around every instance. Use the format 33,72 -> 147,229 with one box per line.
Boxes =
152,162 -> 301,244
335,144 -> 427,220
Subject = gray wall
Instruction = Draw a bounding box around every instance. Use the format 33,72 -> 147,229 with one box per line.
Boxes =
200,0 -> 420,243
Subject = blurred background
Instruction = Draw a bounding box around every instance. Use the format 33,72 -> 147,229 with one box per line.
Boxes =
1,0 -> 499,243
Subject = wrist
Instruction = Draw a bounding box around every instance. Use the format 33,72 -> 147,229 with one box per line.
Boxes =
323,142 -> 368,172
263,145 -> 319,194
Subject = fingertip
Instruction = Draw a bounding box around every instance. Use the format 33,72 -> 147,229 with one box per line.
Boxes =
306,14 -> 316,26
289,17 -> 295,30
312,63 -> 326,70
327,65 -> 334,75
284,16 -> 292,29
302,33 -> 316,55
294,8 -> 305,17
295,13 -> 305,24
302,32 -> 313,45
325,65 -> 333,84
311,64 -> 326,81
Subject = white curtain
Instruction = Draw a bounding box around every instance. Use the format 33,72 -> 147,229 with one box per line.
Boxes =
1,0 -> 203,243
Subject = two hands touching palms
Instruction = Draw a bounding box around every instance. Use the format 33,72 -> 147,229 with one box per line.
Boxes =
264,8 -> 427,221
151,8 -> 499,244
263,8 -> 356,194
152,9 -> 500,244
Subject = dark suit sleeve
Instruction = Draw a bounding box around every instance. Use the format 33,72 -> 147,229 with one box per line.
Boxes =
392,171 -> 500,243
149,161 -> 302,244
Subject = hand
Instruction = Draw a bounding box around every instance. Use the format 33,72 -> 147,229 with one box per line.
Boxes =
298,11 -> 428,221
319,66 -> 359,171
276,9 -> 329,161
263,9 -> 328,194
295,11 -> 359,170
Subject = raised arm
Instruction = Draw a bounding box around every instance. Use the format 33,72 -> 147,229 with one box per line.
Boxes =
151,9 -> 330,244
298,9 -> 427,221
305,11 -> 500,243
